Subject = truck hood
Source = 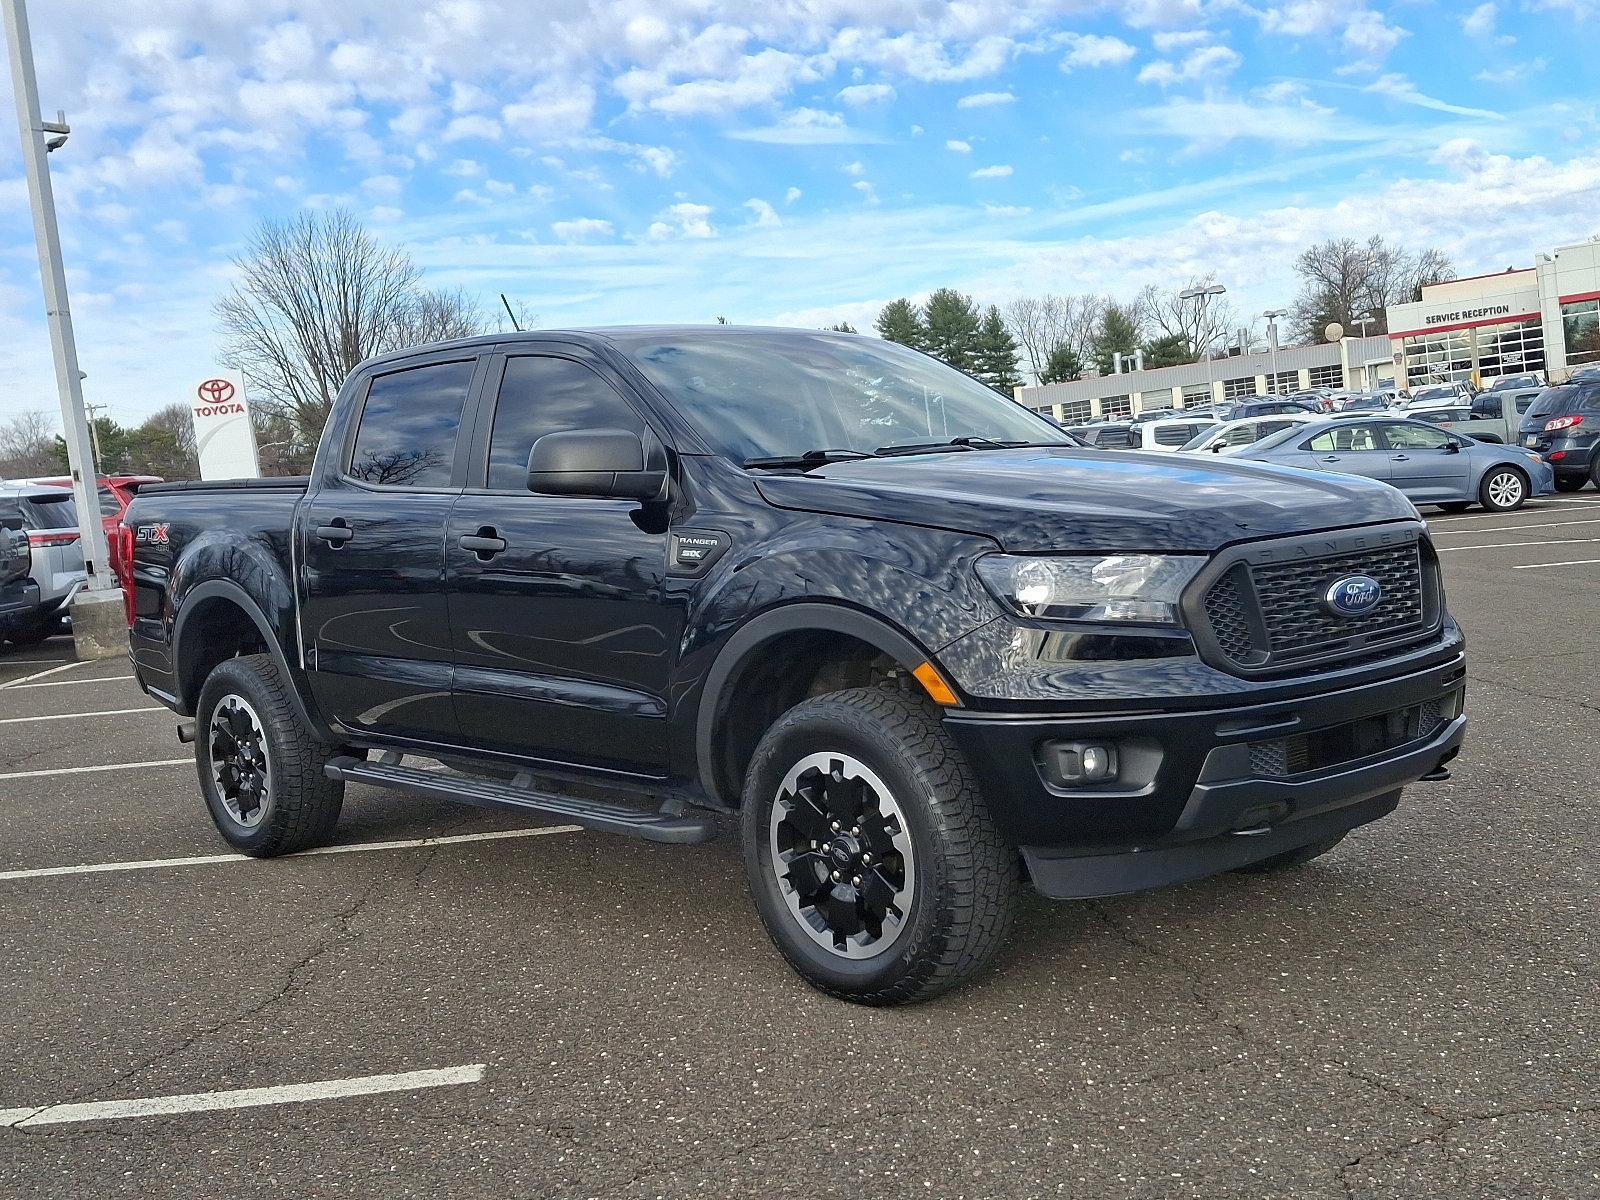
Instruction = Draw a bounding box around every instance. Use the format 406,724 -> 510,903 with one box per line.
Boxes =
753,447 -> 1417,552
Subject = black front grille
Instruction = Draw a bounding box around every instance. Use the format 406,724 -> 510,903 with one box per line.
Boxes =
1244,692 -> 1459,778
1198,539 -> 1433,674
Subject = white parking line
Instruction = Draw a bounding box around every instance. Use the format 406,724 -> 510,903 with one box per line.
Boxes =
0,1064 -> 485,1128
0,660 -> 87,689
1428,498 -> 1600,523
0,758 -> 190,781
0,824 -> 583,881
1511,558 -> 1600,570
3,674 -> 136,689
0,706 -> 163,726
0,657 -> 71,668
1436,537 -> 1600,553
1427,518 -> 1600,537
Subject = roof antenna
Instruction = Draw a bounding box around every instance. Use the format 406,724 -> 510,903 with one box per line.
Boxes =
500,293 -> 523,331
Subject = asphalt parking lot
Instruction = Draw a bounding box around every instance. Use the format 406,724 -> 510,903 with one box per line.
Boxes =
1,497 -> 1596,1199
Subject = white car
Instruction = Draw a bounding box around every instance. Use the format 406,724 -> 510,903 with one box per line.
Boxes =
1396,382 -> 1474,411
1177,412 -> 1320,455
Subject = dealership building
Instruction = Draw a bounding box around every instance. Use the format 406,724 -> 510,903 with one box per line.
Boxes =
1018,236 -> 1600,424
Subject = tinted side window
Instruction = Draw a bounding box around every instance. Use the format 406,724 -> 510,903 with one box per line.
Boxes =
486,356 -> 646,491
98,487 -> 121,517
348,360 -> 476,487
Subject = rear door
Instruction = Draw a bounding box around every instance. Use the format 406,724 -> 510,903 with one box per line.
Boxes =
1301,423 -> 1393,484
1379,422 -> 1472,503
445,345 -> 678,774
298,352 -> 485,745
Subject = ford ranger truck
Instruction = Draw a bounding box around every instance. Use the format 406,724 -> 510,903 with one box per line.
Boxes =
125,327 -> 1466,1005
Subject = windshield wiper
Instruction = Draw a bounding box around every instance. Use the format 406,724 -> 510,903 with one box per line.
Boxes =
875,437 -> 1079,457
742,448 -> 875,471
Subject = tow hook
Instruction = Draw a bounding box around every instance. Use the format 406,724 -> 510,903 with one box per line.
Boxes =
176,720 -> 196,745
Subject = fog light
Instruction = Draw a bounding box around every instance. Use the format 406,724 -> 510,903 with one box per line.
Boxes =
1049,741 -> 1119,785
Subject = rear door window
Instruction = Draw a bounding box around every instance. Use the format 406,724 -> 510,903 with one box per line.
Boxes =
18,494 -> 78,529
1306,425 -> 1382,452
1381,423 -> 1455,450
348,360 -> 477,488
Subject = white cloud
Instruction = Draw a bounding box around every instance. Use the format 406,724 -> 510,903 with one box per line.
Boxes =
443,159 -> 481,178
551,217 -> 614,242
744,198 -> 781,226
1152,30 -> 1213,53
633,146 -> 679,177
837,83 -> 896,105
369,206 -> 403,223
1342,9 -> 1409,64
727,108 -> 887,144
1474,59 -> 1547,83
361,174 -> 403,197
443,114 -> 501,142
1363,74 -> 1504,120
843,160 -> 866,177
784,186 -> 803,203
1059,33 -> 1137,70
957,91 -> 1016,109
1138,44 -> 1242,86
852,180 -> 879,204
1462,3 -> 1498,38
983,204 -> 1033,217
971,164 -> 1014,178
946,139 -> 972,153
502,82 -> 596,142
648,202 -> 716,239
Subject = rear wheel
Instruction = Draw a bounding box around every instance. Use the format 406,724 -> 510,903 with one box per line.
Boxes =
5,618 -> 55,646
1554,476 -> 1587,493
1479,466 -> 1528,512
1590,455 -> 1600,489
740,687 -> 1019,1005
195,654 -> 343,856
1234,835 -> 1345,873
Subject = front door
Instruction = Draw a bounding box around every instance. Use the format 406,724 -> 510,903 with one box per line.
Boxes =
1301,422 -> 1392,485
299,355 -> 481,745
1379,422 -> 1473,504
446,349 -> 678,775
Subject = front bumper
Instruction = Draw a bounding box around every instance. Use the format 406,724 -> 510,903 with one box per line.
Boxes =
944,651 -> 1466,898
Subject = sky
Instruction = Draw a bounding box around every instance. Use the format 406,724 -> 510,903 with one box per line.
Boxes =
0,0 -> 1596,427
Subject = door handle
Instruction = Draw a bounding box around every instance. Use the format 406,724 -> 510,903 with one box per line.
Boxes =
459,528 -> 507,559
315,521 -> 353,546
1392,454 -> 1409,461
1322,455 -> 1339,462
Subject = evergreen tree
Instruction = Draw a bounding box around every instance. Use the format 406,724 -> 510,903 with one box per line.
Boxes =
1039,342 -> 1085,384
1090,302 -> 1142,376
874,298 -> 924,349
1141,332 -> 1192,369
973,304 -> 1023,391
826,321 -> 858,333
921,287 -> 982,371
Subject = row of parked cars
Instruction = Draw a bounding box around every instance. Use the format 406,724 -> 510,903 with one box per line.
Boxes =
0,474 -> 156,647
1060,371 -> 1600,512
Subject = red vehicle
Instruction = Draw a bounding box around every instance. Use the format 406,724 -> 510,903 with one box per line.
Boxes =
27,475 -> 161,624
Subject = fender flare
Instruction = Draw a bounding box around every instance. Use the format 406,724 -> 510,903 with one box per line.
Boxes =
694,602 -> 935,806
172,579 -> 326,737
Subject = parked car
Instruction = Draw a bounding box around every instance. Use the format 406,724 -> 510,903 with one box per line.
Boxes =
1397,382 -> 1475,411
1238,416 -> 1553,512
27,474 -> 162,623
1285,390 -> 1335,413
1218,397 -> 1318,421
1519,378 -> 1600,492
0,495 -> 41,646
126,326 -> 1467,1005
1333,393 -> 1389,414
0,482 -> 85,643
1178,412 -> 1319,455
1066,417 -> 1218,451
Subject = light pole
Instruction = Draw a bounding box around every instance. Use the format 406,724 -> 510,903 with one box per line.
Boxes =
3,0 -> 125,658
1180,284 -> 1226,406
1352,311 -> 1376,338
1263,308 -> 1289,392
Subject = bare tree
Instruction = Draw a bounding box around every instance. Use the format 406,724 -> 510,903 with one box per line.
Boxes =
1137,276 -> 1237,361
1001,294 -> 1107,383
215,210 -> 487,445
1290,235 -> 1454,343
0,409 -> 57,476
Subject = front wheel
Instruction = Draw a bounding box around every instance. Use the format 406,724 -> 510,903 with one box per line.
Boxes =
740,688 -> 1019,1006
1479,466 -> 1528,512
195,654 -> 343,856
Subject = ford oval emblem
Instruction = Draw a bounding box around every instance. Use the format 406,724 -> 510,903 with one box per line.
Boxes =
1324,575 -> 1383,616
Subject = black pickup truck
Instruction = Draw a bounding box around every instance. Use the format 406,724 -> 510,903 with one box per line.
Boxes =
126,327 -> 1467,1004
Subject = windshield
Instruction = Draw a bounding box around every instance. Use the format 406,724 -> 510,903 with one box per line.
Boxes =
1241,423 -> 1314,454
612,329 -> 1064,460
1489,375 -> 1536,391
1411,385 -> 1456,401
1525,384 -> 1600,420
17,493 -> 78,530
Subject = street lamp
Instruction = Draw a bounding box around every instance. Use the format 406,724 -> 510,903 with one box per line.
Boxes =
1352,311 -> 1376,338
1180,284 -> 1226,406
1263,309 -> 1289,392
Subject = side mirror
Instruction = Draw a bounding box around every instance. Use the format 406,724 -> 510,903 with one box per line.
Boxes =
1442,441 -> 1461,454
1210,442 -> 1224,453
527,428 -> 668,501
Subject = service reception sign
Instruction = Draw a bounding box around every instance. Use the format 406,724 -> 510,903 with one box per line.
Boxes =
190,371 -> 261,480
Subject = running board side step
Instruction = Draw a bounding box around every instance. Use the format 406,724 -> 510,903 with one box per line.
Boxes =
323,755 -> 716,844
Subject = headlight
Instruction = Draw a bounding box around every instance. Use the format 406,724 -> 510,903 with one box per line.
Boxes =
975,553 -> 1206,625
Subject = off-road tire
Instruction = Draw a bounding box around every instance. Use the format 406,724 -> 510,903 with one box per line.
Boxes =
1234,834 -> 1345,873
740,687 -> 1019,1006
195,653 -> 343,856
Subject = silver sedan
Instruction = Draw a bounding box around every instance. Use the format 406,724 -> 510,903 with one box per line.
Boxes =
1235,416 -> 1555,513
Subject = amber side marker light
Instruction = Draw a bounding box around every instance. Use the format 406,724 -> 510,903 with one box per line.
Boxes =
912,661 -> 961,707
